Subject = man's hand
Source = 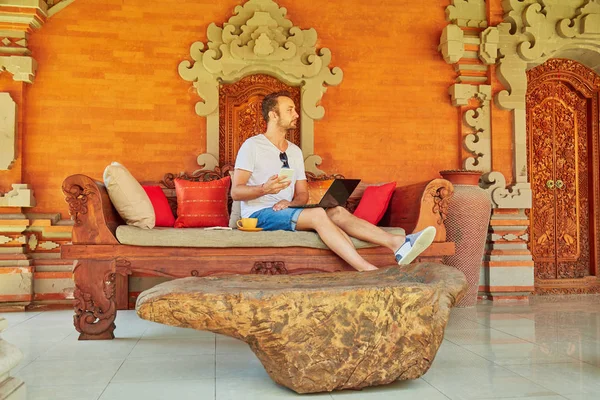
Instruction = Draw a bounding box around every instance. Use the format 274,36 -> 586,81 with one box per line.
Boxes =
272,200 -> 291,211
262,175 -> 291,195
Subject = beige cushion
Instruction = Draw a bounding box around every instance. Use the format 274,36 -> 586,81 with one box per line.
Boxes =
116,225 -> 405,249
229,200 -> 241,228
228,170 -> 241,228
103,162 -> 155,229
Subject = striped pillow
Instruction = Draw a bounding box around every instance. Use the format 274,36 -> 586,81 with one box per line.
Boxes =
174,176 -> 231,228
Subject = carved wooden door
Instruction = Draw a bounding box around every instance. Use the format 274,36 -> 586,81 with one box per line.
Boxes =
527,59 -> 600,286
219,74 -> 301,166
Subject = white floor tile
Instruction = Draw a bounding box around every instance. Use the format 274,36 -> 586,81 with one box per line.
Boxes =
330,379 -> 449,399
2,324 -> 74,344
443,327 -> 526,346
216,352 -> 269,379
552,338 -> 600,367
505,362 -> 600,395
15,359 -> 124,387
424,363 -> 519,383
473,396 -> 566,400
461,342 -> 581,365
445,316 -> 487,331
141,323 -> 215,340
129,337 -> 215,357
99,379 -> 215,400
563,393 -> 600,400
0,311 -> 41,328
489,325 -> 563,344
216,377 -> 333,399
26,385 -> 106,400
216,334 -> 254,355
111,354 -> 215,382
38,337 -> 139,361
430,340 -> 496,369
423,372 -> 558,400
2,295 -> 599,399
476,315 -> 537,329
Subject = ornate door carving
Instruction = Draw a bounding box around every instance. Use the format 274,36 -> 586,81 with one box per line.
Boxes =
526,59 -> 600,293
219,74 -> 301,166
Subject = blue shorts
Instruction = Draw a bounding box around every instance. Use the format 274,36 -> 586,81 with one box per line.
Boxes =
249,207 -> 303,231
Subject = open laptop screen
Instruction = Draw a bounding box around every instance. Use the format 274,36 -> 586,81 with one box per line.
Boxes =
291,179 -> 361,208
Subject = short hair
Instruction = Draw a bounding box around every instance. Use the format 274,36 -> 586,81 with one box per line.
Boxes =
261,91 -> 292,123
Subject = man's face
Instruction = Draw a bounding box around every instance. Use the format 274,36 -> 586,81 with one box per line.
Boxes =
274,96 -> 299,130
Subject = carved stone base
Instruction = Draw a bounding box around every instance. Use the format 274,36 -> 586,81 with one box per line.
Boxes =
535,277 -> 600,295
481,209 -> 534,300
77,324 -> 116,341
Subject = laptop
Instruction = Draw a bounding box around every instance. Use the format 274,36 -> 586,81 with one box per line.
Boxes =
291,179 -> 361,208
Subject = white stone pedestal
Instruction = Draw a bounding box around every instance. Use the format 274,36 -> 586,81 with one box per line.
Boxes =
0,318 -> 25,400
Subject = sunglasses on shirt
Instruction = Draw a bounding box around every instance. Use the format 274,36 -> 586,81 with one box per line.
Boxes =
279,152 -> 290,168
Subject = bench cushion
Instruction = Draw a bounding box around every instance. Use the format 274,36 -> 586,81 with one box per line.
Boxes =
116,225 -> 405,249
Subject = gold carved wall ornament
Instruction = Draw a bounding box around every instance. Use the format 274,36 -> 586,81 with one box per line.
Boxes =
178,0 -> 343,175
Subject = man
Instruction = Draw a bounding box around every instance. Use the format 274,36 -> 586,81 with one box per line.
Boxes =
231,91 -> 436,271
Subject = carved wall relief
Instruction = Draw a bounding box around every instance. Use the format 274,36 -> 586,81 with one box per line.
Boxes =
440,1 -> 498,202
440,0 -> 600,209
491,0 -> 600,208
0,1 -> 49,83
526,59 -> 600,287
179,0 -> 342,175
0,93 -> 17,171
448,84 -> 492,172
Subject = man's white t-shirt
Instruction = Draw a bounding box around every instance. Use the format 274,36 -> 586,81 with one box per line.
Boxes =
235,134 -> 307,218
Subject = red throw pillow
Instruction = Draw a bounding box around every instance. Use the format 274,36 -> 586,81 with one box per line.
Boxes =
353,182 -> 396,225
174,176 -> 231,228
142,186 -> 176,227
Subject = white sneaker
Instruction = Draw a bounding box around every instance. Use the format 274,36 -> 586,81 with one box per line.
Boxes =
394,226 -> 437,265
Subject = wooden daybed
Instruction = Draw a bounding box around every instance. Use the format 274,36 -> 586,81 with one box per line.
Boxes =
61,165 -> 455,340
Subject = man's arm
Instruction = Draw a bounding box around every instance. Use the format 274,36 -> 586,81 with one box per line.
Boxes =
231,169 -> 290,201
289,179 -> 308,207
270,178 -> 308,211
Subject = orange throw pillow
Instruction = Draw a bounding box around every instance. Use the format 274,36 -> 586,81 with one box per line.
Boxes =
174,176 -> 231,228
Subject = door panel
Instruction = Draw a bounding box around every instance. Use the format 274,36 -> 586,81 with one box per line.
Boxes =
527,62 -> 595,287
530,97 -> 557,275
218,75 -> 301,166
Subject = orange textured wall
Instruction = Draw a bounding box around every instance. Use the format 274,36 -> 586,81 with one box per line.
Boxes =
19,0 -> 460,216
490,65 -> 515,182
488,1 -> 515,183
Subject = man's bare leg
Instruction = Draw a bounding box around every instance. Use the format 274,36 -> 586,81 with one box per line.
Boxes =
326,206 -> 405,252
295,208 -> 377,272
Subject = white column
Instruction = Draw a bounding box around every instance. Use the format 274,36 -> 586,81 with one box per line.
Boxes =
0,318 -> 26,400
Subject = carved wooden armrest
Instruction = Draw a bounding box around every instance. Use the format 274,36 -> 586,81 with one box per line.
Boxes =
62,174 -> 120,245
379,179 -> 454,242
